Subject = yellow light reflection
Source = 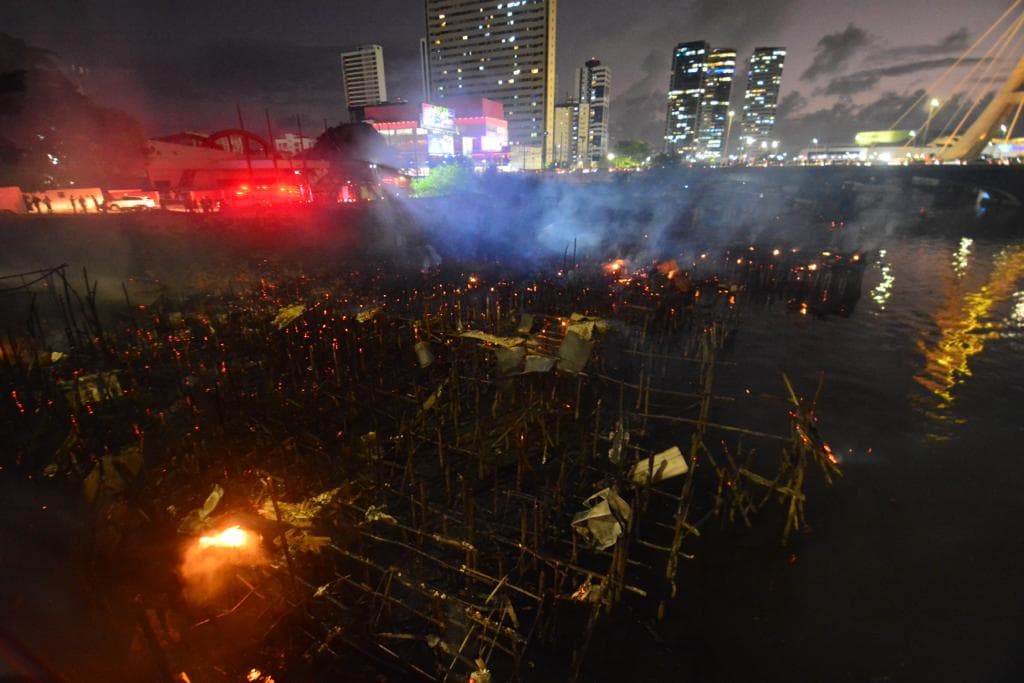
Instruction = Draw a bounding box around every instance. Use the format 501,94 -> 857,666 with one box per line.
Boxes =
915,245 -> 1024,409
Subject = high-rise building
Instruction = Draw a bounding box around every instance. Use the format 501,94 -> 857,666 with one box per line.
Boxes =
664,41 -> 708,157
341,45 -> 388,109
552,97 -> 588,167
576,58 -> 610,166
425,0 -> 558,168
552,101 -> 574,167
697,48 -> 736,161
419,38 -> 432,104
741,47 -> 786,154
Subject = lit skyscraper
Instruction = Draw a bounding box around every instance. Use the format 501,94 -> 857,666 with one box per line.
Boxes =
576,58 -> 610,166
741,47 -> 786,153
425,0 -> 558,168
697,48 -> 736,161
552,100 -> 574,167
664,41 -> 708,157
552,97 -> 588,167
340,45 -> 388,109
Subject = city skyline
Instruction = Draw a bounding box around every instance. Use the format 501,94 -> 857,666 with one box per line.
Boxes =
6,0 -> 1015,148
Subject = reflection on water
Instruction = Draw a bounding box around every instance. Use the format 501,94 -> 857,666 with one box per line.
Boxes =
952,237 -> 973,277
870,249 -> 895,310
914,243 -> 1024,420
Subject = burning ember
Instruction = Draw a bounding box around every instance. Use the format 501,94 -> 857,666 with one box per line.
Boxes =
198,525 -> 248,549
182,525 -> 264,604
603,259 -> 627,275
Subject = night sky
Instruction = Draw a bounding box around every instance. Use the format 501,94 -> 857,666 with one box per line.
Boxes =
7,0 -> 1015,147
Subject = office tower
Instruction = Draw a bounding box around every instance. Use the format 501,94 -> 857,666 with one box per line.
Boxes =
664,41 -> 708,157
341,45 -> 388,109
425,0 -> 558,167
419,38 -> 432,103
741,47 -> 786,152
576,58 -> 610,166
697,48 -> 736,161
553,100 -> 574,166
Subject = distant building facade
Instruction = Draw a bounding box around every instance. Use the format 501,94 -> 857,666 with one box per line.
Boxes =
576,58 -> 610,166
425,0 -> 557,168
697,48 -> 736,161
341,45 -> 388,110
741,47 -> 786,154
362,97 -> 510,172
552,101 -> 574,167
664,41 -> 708,157
274,133 -> 317,157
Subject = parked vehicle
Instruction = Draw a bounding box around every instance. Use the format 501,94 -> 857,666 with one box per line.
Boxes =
105,195 -> 157,211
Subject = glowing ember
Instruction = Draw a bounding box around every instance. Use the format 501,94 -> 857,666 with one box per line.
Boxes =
656,260 -> 679,280
603,259 -> 627,275
198,525 -> 248,549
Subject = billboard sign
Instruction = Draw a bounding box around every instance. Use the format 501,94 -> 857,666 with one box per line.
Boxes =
421,103 -> 456,134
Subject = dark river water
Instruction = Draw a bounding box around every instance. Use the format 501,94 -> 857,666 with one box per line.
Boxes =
663,233 -> 1024,682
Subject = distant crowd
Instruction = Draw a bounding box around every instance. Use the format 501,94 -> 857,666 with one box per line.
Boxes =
23,193 -> 104,213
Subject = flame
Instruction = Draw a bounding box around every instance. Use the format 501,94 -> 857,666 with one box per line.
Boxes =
656,260 -> 679,280
603,259 -> 627,275
198,525 -> 248,549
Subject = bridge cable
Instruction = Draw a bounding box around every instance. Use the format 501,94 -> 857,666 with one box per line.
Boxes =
900,8 -> 1024,149
938,12 -> 1024,155
1003,83 -> 1024,139
889,0 -> 1023,130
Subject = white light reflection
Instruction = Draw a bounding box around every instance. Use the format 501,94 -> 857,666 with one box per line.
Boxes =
870,250 -> 894,310
953,237 -> 973,276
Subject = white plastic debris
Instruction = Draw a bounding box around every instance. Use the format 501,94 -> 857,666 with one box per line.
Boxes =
630,446 -> 689,485
414,340 -> 435,368
571,487 -> 631,550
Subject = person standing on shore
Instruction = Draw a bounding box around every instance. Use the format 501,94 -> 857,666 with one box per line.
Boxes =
42,196 -> 52,213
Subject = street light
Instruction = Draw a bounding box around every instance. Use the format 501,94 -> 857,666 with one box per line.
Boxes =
724,110 -> 735,163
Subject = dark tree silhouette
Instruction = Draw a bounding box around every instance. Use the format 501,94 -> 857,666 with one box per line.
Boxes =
0,33 -> 148,189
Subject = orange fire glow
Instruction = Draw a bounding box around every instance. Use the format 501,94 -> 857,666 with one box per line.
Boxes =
198,525 -> 248,549
603,259 -> 627,275
656,260 -> 680,280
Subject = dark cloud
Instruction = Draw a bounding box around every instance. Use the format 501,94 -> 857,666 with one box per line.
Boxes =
777,91 -> 808,118
820,57 -> 988,96
776,89 -> 995,147
873,28 -> 970,62
610,48 -> 669,144
802,24 -> 871,81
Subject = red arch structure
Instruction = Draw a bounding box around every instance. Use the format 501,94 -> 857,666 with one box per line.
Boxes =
204,129 -> 274,157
